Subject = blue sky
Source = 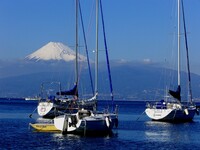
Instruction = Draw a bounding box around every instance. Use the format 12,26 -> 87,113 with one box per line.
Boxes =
0,0 -> 200,73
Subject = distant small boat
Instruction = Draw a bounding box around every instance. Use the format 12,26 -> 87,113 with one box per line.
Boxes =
25,96 -> 40,101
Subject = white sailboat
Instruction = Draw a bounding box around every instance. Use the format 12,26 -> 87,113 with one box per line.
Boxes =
54,109 -> 118,134
36,0 -> 97,119
30,0 -> 98,131
37,82 -> 96,119
54,0 -> 118,135
145,0 -> 197,122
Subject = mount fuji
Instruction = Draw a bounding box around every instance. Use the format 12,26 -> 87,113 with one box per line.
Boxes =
26,42 -> 87,62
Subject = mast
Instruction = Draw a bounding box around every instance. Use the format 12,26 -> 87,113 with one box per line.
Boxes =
169,0 -> 181,101
181,0 -> 193,104
99,0 -> 114,109
75,0 -> 79,87
95,0 -> 99,98
177,0 -> 181,87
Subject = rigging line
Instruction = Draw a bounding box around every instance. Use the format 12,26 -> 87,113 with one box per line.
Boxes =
99,0 -> 114,110
79,1 -> 94,95
29,107 -> 37,118
86,0 -> 96,41
181,0 -> 193,104
136,111 -> 145,121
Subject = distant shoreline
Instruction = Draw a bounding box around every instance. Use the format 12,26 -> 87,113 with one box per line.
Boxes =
0,97 -> 25,100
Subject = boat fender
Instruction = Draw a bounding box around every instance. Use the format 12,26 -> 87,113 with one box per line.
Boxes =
68,117 -> 73,127
115,118 -> 118,128
184,109 -> 189,115
105,117 -> 110,128
196,109 -> 199,115
63,115 -> 68,132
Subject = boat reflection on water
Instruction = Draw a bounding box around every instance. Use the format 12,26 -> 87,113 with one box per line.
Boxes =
144,121 -> 193,143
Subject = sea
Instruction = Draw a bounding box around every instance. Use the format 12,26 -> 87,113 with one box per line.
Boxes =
1,99 -> 200,150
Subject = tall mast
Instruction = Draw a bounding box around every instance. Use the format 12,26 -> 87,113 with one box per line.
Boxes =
168,0 -> 181,101
99,0 -> 114,109
181,0 -> 193,103
178,0 -> 181,87
95,0 -> 99,98
75,0 -> 79,85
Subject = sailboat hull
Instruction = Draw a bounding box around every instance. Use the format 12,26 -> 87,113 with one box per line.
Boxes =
145,107 -> 196,122
37,102 -> 61,119
75,114 -> 118,134
54,110 -> 118,135
37,97 -> 96,119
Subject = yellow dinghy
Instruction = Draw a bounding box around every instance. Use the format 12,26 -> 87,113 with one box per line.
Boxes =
29,123 -> 60,132
29,118 -> 60,132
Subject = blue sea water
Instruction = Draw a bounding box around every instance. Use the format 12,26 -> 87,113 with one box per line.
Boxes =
1,99 -> 200,150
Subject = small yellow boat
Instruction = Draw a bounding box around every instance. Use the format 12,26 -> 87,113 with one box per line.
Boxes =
29,118 -> 61,132
29,123 -> 61,132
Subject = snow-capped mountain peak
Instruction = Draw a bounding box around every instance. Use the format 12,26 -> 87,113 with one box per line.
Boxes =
26,42 -> 87,62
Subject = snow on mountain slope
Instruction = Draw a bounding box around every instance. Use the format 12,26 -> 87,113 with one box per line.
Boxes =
26,42 -> 87,62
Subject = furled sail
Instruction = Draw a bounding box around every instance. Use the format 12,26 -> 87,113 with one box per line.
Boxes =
56,84 -> 78,96
169,85 -> 181,101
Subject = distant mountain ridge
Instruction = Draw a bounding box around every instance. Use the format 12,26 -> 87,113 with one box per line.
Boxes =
0,61 -> 200,101
1,41 -> 200,100
26,42 -> 87,62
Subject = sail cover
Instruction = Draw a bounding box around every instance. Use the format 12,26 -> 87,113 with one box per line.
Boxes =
169,85 -> 181,101
56,84 -> 78,96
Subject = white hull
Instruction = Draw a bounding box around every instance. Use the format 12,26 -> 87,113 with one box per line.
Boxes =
37,96 -> 96,119
36,79 -> 97,119
37,102 -> 55,118
54,110 -> 118,135
145,105 -> 196,122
